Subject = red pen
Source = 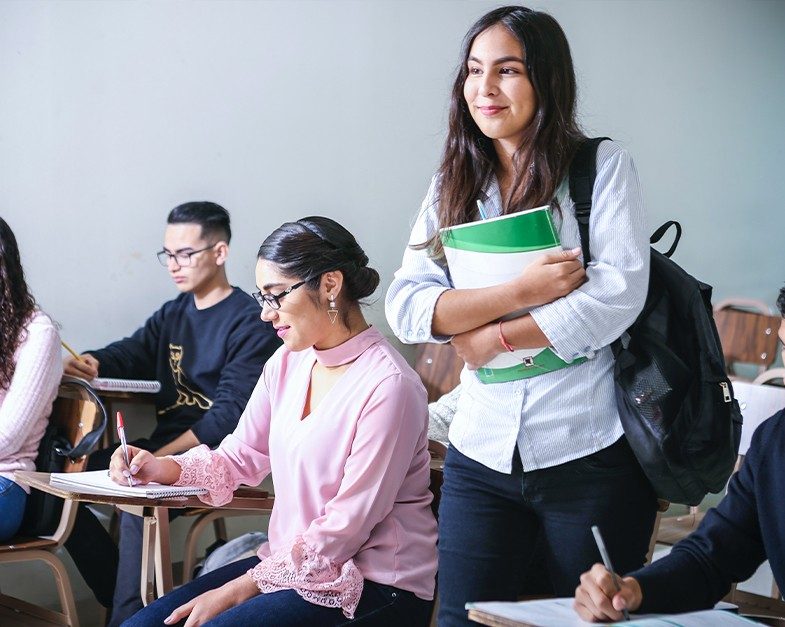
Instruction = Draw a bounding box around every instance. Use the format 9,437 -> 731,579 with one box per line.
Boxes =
116,411 -> 134,488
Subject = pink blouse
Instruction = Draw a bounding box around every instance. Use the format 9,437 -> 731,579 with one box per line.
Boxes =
173,326 -> 438,618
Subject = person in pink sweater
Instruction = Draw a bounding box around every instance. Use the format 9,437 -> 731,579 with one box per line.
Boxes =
111,216 -> 438,627
0,217 -> 62,541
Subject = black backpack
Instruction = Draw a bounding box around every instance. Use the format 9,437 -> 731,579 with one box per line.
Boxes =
19,377 -> 107,536
569,137 -> 742,506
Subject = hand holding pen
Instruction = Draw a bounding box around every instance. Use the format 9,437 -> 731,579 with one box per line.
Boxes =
116,411 -> 134,488
591,525 -> 630,621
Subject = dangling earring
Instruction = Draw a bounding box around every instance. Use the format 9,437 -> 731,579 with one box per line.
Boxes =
327,295 -> 338,324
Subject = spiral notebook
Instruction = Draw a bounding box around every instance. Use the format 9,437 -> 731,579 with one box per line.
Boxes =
90,378 -> 161,393
49,470 -> 207,499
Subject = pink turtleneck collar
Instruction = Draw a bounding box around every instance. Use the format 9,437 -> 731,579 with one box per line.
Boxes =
313,326 -> 382,367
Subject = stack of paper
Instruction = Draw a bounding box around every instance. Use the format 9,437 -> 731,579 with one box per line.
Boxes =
50,470 -> 206,499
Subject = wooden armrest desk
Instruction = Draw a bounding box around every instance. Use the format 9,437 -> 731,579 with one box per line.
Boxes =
15,471 -> 274,606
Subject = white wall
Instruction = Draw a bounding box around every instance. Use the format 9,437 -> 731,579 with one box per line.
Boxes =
1,0 -> 783,355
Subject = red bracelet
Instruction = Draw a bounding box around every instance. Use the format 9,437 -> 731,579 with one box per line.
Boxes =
498,320 -> 515,352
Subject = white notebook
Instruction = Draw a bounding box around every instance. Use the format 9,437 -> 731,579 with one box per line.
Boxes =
90,378 -> 161,393
466,598 -> 756,626
50,470 -> 207,499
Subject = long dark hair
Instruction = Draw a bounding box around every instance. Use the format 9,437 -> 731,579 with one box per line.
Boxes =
257,216 -> 380,327
429,5 -> 585,254
0,217 -> 37,390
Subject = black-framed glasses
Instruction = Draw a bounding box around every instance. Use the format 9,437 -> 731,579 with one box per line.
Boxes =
156,243 -> 216,267
252,280 -> 309,310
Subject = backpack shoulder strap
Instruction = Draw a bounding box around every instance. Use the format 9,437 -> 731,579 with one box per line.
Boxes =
569,137 -> 610,266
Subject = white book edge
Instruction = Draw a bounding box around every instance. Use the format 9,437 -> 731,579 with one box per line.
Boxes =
50,470 -> 206,499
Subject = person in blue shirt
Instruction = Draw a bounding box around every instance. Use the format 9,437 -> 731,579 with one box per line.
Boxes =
574,285 -> 785,622
62,201 -> 280,625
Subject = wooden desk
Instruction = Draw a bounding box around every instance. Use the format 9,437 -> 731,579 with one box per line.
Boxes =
467,607 -> 529,627
15,471 -> 274,605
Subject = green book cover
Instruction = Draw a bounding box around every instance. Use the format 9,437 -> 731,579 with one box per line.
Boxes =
440,206 -> 584,383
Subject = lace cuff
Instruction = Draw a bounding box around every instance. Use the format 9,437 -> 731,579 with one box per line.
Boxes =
170,445 -> 234,506
247,536 -> 364,619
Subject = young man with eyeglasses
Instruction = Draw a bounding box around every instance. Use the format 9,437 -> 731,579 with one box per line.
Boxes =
62,201 -> 280,624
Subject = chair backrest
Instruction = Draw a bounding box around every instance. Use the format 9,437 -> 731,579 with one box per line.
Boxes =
754,368 -> 785,387
427,439 -> 446,520
732,380 -> 785,459
415,343 -> 463,403
714,300 -> 781,379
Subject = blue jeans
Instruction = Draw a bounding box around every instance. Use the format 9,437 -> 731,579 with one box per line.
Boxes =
0,476 -> 27,541
122,556 -> 432,626
437,437 -> 657,626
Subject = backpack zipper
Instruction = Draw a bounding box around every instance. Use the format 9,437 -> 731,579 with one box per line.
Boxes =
720,381 -> 732,403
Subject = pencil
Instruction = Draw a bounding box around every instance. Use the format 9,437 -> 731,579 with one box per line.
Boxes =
61,340 -> 84,363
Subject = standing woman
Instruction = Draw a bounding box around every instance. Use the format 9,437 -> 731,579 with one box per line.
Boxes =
386,6 -> 656,625
114,217 -> 437,627
0,217 -> 62,541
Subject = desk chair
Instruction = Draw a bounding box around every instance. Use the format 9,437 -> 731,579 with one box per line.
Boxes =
0,378 -> 107,627
714,299 -> 781,380
179,486 -> 273,585
755,368 -> 785,387
416,343 -> 464,403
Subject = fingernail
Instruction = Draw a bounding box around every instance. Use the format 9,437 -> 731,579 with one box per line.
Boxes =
163,617 -> 173,625
122,470 -> 130,478
130,465 -> 139,474
571,247 -> 582,254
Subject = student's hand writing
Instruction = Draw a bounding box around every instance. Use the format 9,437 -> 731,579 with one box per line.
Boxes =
108,445 -> 181,486
510,248 -> 586,309
574,563 -> 642,622
451,323 -> 500,370
62,354 -> 99,379
164,574 -> 259,626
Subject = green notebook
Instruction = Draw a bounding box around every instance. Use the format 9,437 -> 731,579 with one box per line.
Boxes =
440,206 -> 585,383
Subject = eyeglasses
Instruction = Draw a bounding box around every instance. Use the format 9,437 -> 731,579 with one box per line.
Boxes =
156,243 -> 216,267
252,280 -> 308,310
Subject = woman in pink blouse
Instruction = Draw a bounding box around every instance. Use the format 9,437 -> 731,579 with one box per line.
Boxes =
0,217 -> 62,541
112,216 -> 438,626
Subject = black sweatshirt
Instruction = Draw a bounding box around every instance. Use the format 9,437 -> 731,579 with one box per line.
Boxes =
88,288 -> 280,446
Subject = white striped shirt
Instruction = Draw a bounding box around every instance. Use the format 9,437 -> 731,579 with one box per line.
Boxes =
385,140 -> 649,473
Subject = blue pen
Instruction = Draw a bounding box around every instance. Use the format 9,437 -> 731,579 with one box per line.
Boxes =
476,199 -> 488,220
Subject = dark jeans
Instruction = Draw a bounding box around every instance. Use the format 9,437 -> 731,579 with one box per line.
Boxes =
122,556 -> 433,627
437,437 -> 657,626
64,438 -> 169,609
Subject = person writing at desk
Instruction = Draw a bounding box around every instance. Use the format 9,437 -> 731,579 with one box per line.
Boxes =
574,287 -> 785,622
62,202 -> 280,624
0,217 -> 62,541
112,216 -> 438,626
